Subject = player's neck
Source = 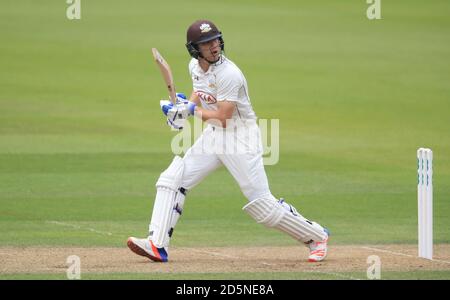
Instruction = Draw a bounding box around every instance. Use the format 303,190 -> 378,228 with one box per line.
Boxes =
198,58 -> 211,73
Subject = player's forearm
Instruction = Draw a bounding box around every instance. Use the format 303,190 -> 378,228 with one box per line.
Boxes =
194,107 -> 228,127
189,91 -> 201,105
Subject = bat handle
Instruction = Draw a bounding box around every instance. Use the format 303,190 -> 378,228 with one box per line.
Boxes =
170,92 -> 177,105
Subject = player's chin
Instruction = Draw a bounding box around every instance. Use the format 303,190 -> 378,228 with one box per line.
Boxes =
210,55 -> 221,63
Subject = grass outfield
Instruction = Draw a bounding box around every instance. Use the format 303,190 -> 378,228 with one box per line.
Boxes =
1,0 -> 450,280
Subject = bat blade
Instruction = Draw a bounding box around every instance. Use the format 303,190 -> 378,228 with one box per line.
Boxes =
152,48 -> 177,104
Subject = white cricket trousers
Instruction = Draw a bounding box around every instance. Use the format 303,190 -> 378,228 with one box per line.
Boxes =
180,120 -> 274,202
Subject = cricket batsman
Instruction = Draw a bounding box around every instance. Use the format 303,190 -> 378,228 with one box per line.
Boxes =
127,20 -> 329,262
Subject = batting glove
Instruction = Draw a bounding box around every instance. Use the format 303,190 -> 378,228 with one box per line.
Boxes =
175,92 -> 187,103
160,101 -> 173,116
160,93 -> 190,116
175,93 -> 197,115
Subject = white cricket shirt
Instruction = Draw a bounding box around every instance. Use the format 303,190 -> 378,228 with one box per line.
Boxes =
188,56 -> 257,120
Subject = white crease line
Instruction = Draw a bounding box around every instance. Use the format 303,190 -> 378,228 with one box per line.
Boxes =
188,248 -> 238,260
430,258 -> 450,265
189,248 -> 360,280
361,246 -> 413,258
46,220 -> 113,236
189,248 -> 277,266
361,246 -> 450,265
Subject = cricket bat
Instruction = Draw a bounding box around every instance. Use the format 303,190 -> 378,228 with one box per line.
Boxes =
152,48 -> 177,105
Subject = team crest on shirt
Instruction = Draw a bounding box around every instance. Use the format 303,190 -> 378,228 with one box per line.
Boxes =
208,76 -> 216,88
195,90 -> 217,104
200,23 -> 212,33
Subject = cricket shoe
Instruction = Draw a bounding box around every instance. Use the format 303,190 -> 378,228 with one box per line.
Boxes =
307,228 -> 330,262
127,237 -> 168,262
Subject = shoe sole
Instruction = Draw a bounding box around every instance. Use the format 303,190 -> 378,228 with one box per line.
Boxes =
127,238 -> 164,262
308,252 -> 327,262
308,257 -> 326,262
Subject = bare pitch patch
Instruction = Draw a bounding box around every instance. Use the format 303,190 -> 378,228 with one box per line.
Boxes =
1,244 -> 449,276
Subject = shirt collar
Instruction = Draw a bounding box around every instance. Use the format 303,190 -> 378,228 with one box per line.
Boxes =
197,55 -> 226,75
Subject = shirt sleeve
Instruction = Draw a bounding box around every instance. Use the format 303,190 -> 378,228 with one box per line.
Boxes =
188,58 -> 197,78
216,67 -> 242,102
